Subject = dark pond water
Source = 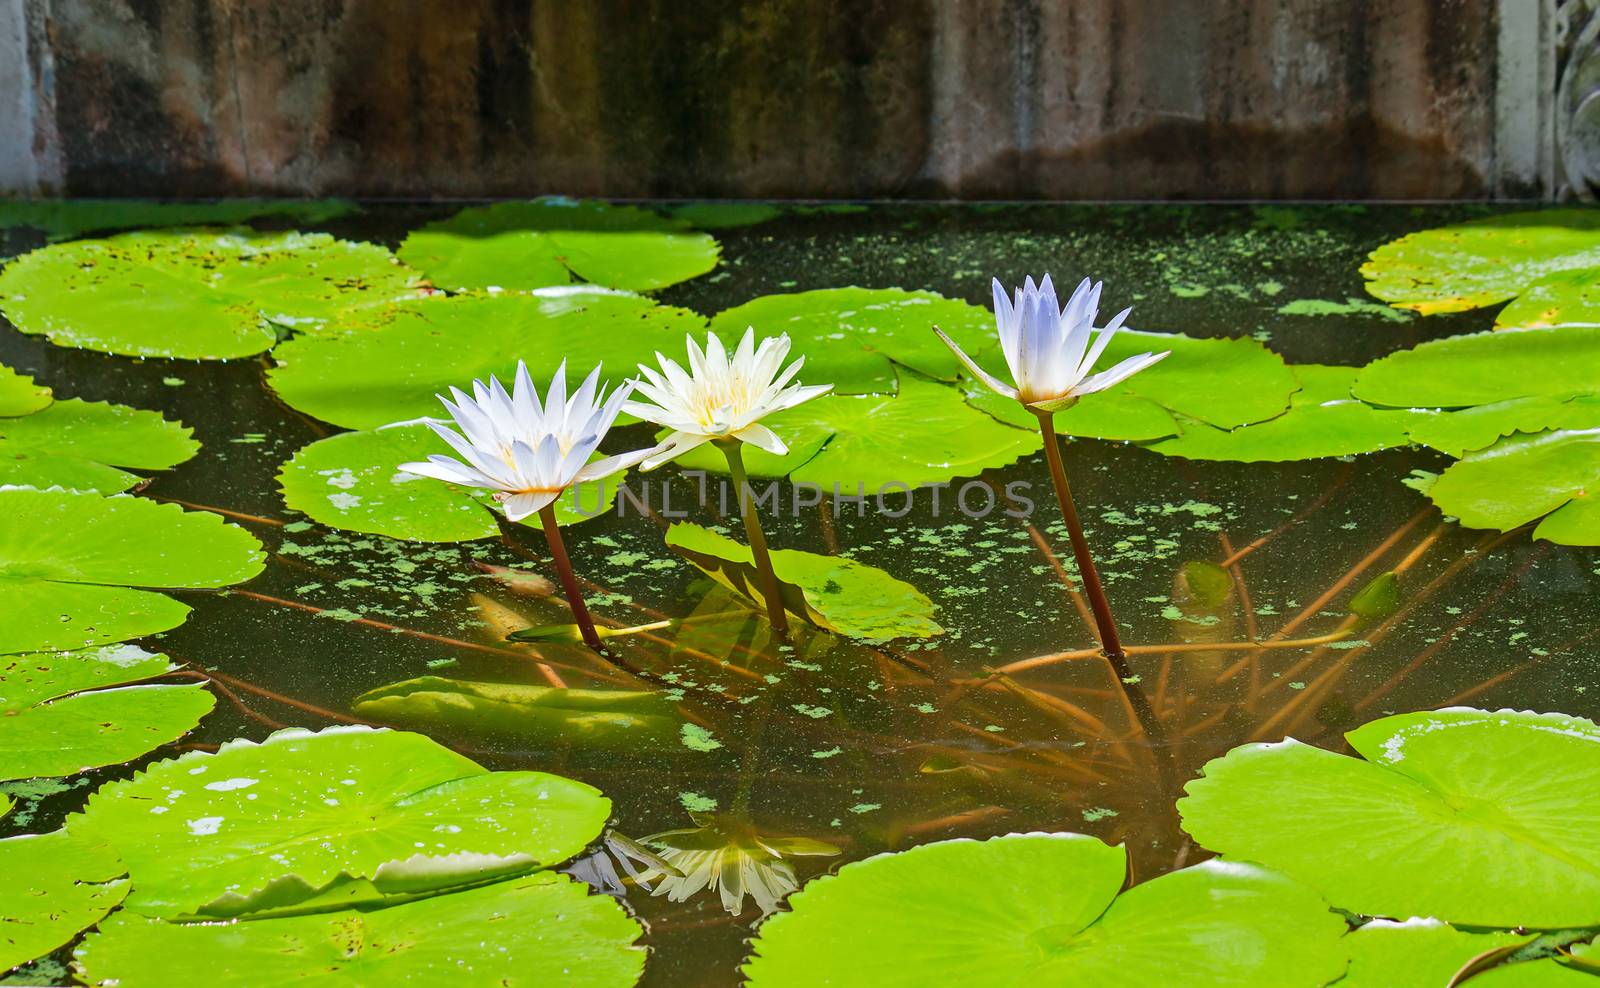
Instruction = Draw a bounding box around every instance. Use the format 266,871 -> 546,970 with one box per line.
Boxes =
4,203 -> 1597,986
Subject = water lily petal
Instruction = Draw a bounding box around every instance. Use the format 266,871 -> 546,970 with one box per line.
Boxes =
934,327 -> 1019,400
734,422 -> 789,455
500,490 -> 560,522
1075,349 -> 1171,396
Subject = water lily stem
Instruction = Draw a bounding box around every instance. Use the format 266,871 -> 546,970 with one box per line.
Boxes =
718,440 -> 791,636
1036,413 -> 1166,748
538,505 -> 602,650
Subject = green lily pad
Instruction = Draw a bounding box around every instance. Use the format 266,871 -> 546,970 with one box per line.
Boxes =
668,373 -> 1041,490
0,398 -> 200,493
277,424 -> 616,542
0,830 -> 128,973
0,229 -> 418,359
1361,209 -> 1600,326
1333,920 -> 1530,988
667,202 -> 783,229
352,678 -> 680,748
1426,425 -> 1600,545
2,645 -> 213,782
1146,365 -> 1431,462
742,833 -> 1348,987
398,198 -> 720,293
707,287 -> 996,395
68,726 -> 611,918
0,488 -> 265,654
667,522 -> 943,643
1179,707 -> 1600,927
0,363 -> 51,417
1353,326 -> 1600,409
73,871 -> 644,987
1407,395 -> 1600,456
266,290 -> 707,430
0,198 -> 354,241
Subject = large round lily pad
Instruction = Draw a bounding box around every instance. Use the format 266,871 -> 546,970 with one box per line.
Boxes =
266,290 -> 707,430
1334,920 -> 1530,988
0,362 -> 52,417
399,198 -> 719,293
2,645 -> 214,782
277,423 -> 619,541
0,398 -> 200,492
68,726 -> 612,917
666,522 -> 942,643
1362,209 -> 1600,326
1147,364 -> 1431,462
1353,326 -> 1600,409
0,198 -> 354,242
73,871 -> 644,987
0,488 -> 265,654
667,372 -> 1041,489
1407,394 -> 1600,456
1427,424 -> 1600,545
742,833 -> 1347,987
1179,707 -> 1600,927
0,229 -> 417,359
0,830 -> 128,973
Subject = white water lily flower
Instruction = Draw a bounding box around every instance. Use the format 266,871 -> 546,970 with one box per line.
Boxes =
937,275 -> 1171,413
623,328 -> 832,469
398,360 -> 655,522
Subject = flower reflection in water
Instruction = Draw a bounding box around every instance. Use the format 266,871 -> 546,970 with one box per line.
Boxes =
638,812 -> 841,917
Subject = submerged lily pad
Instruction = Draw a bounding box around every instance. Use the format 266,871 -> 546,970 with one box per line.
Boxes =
1147,365 -> 1432,462
742,833 -> 1347,987
1179,707 -> 1600,927
1353,326 -> 1600,409
267,290 -> 706,430
0,363 -> 52,417
277,424 -> 616,542
0,229 -> 417,359
669,373 -> 1041,490
353,678 -> 680,748
0,489 -> 265,654
1407,394 -> 1600,456
708,288 -> 996,395
1362,209 -> 1600,326
1427,424 -> 1600,545
666,523 -> 942,643
399,198 -> 719,293
0,830 -> 128,973
0,198 -> 353,241
0,398 -> 200,492
74,871 -> 644,987
68,726 -> 611,917
1,645 -> 213,782
1334,920 -> 1530,988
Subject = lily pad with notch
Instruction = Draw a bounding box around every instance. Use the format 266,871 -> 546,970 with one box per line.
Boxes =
0,398 -> 200,492
0,362 -> 52,417
1178,707 -> 1600,927
1333,920 -> 1537,988
0,198 -> 354,242
1,644 -> 214,782
0,829 -> 128,973
1426,424 -> 1600,545
1407,394 -> 1600,456
742,832 -> 1348,987
1353,325 -> 1600,409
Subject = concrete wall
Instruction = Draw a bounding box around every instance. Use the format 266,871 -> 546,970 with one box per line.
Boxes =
0,0 -> 1560,199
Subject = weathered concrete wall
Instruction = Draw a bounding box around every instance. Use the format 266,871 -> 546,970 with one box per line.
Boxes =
0,0 -> 1558,199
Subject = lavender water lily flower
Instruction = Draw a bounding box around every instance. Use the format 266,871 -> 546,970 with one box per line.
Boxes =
399,360 -> 655,522
936,275 -> 1170,413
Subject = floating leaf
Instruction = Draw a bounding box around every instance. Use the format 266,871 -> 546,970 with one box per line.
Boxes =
74,871 -> 644,987
68,726 -> 611,918
666,522 -> 942,643
399,198 -> 719,293
669,373 -> 1040,490
0,488 -> 265,654
1147,365 -> 1430,462
352,678 -> 680,748
1178,707 -> 1600,927
277,423 -> 615,542
1361,209 -> 1600,325
1,645 -> 213,782
0,198 -> 354,241
1353,326 -> 1600,409
1427,426 -> 1600,546
0,229 -> 417,359
1334,920 -> 1531,988
1407,395 -> 1600,456
0,363 -> 51,417
667,202 -> 783,229
708,288 -> 996,395
267,289 -> 706,430
0,830 -> 127,973
0,398 -> 200,493
742,833 -> 1347,987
